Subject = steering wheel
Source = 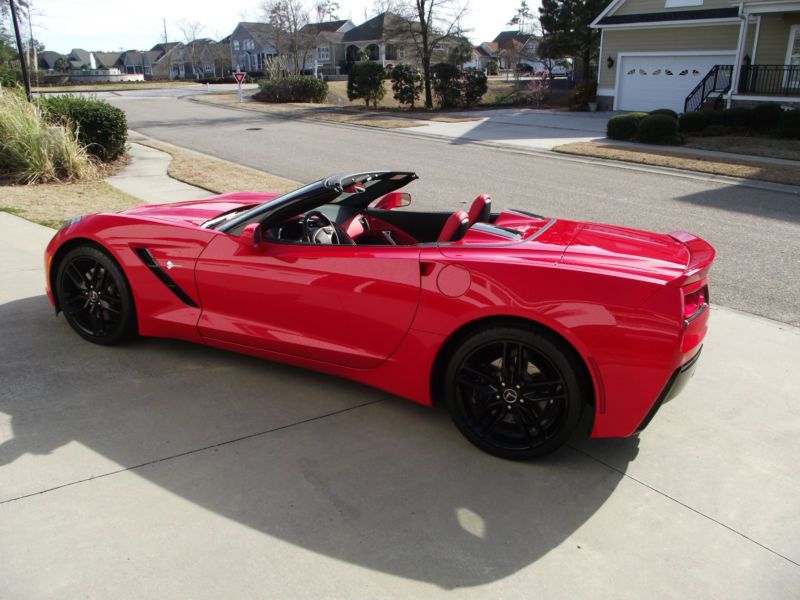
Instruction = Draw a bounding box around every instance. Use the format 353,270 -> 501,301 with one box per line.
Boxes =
302,211 -> 355,245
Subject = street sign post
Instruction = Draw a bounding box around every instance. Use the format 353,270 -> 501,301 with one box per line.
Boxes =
233,71 -> 245,102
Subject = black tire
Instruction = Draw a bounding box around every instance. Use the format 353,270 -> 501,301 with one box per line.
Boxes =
444,326 -> 585,460
56,245 -> 137,345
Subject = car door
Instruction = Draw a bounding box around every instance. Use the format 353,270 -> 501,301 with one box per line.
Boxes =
194,233 -> 421,369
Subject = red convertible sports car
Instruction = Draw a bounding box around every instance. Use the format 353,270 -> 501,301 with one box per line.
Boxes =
44,170 -> 714,459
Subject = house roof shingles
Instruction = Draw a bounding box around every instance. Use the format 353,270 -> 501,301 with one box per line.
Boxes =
596,7 -> 738,25
342,12 -> 407,42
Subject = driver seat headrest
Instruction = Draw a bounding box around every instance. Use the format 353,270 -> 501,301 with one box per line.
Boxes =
468,194 -> 492,225
438,210 -> 471,243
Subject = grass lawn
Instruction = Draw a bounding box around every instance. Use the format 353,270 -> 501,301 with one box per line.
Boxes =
135,140 -> 300,194
553,141 -> 800,187
683,135 -> 800,162
33,81 -> 199,93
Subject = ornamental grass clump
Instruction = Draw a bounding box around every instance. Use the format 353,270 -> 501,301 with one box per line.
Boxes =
0,91 -> 96,184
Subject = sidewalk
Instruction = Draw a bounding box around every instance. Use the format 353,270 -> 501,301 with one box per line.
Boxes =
105,132 -> 210,203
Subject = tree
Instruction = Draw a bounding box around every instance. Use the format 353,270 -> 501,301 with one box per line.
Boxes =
390,63 -> 421,108
386,0 -> 469,109
461,70 -> 487,107
314,0 -> 339,22
508,1 -> 535,34
431,62 -> 460,108
177,19 -> 205,78
447,38 -> 472,70
261,0 -> 313,75
538,0 -> 604,82
53,56 -> 68,72
347,61 -> 385,107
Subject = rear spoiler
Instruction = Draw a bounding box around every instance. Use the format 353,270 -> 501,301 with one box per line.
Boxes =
667,230 -> 716,286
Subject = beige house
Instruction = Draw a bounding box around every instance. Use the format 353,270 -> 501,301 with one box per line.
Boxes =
591,0 -> 800,112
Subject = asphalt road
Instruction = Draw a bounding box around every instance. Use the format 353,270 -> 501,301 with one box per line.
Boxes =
106,91 -> 800,326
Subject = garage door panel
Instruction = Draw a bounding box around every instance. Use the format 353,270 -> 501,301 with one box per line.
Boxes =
617,54 -> 735,112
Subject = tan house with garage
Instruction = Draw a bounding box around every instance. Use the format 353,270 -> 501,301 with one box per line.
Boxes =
591,0 -> 800,112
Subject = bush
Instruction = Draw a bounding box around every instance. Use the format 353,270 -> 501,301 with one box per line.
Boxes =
568,79 -> 597,111
431,63 -> 462,108
723,107 -> 752,128
347,62 -> 385,107
461,70 -> 488,108
0,66 -> 18,87
487,60 -> 499,76
390,64 -> 422,108
704,110 -> 724,126
637,114 -> 680,144
649,108 -> 678,120
0,90 -> 96,183
751,103 -> 783,129
607,114 -> 640,140
778,109 -> 800,139
40,95 -> 127,162
255,76 -> 328,103
678,111 -> 707,133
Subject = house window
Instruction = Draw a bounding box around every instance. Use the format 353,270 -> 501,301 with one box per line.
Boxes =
398,46 -> 405,60
317,45 -> 330,60
233,40 -> 240,51
385,44 -> 397,60
243,39 -> 255,51
664,0 -> 702,7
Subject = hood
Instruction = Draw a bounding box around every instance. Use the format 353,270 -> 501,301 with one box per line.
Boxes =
561,222 -> 691,284
120,192 -> 280,227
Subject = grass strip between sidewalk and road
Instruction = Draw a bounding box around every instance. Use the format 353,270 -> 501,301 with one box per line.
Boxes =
134,139 -> 300,194
553,141 -> 800,187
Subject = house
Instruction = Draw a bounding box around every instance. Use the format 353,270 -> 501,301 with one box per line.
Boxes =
492,30 -> 538,69
153,39 -> 231,79
229,22 -> 280,74
591,0 -> 800,112
37,50 -> 65,71
300,19 -> 354,74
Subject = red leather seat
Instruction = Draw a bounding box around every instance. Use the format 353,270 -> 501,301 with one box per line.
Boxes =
438,210 -> 471,243
468,194 -> 492,225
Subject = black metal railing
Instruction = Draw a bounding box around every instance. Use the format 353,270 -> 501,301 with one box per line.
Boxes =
738,64 -> 800,96
684,65 -> 733,113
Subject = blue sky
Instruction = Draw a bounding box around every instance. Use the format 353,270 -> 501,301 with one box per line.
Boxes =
23,0 -> 537,54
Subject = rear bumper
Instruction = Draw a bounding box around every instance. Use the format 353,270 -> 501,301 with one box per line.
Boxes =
636,346 -> 702,432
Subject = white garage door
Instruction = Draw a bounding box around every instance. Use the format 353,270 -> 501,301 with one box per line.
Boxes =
617,53 -> 735,112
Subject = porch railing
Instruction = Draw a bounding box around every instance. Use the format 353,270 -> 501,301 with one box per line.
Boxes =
684,65 -> 733,113
738,64 -> 800,96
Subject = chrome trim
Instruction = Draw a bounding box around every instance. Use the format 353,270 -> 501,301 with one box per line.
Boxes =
684,302 -> 709,327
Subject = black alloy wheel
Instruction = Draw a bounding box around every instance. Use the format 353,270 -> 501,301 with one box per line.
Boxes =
56,245 -> 136,345
445,326 -> 584,460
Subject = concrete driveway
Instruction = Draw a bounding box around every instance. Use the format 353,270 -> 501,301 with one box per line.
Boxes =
1,212 -> 799,598
408,108 -> 610,150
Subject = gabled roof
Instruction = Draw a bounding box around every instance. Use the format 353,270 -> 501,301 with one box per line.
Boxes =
300,19 -> 349,34
68,48 -> 91,63
94,52 -> 122,68
492,30 -> 536,50
150,42 -> 179,54
342,12 -> 407,42
38,50 -> 64,69
594,7 -> 738,26
236,22 -> 279,47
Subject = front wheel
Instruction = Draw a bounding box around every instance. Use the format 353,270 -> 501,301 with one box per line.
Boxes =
444,326 -> 586,460
56,245 -> 137,345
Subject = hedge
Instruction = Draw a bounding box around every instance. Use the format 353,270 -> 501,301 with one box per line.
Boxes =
40,96 -> 127,162
637,114 -> 680,144
751,103 -> 783,129
678,111 -> 706,133
607,114 -> 639,140
255,76 -> 328,103
649,108 -> 678,120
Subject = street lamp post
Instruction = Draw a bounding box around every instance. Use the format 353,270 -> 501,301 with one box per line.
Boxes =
8,0 -> 32,101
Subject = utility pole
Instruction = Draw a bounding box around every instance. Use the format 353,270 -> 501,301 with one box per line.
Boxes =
25,0 -> 38,87
9,0 -> 32,101
163,18 -> 168,45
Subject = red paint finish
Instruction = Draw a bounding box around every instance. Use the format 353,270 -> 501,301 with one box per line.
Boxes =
44,189 -> 715,440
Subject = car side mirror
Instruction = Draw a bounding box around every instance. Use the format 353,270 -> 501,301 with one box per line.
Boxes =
239,223 -> 262,248
374,192 -> 411,210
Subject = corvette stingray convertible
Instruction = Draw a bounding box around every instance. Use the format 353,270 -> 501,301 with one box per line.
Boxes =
44,170 -> 714,459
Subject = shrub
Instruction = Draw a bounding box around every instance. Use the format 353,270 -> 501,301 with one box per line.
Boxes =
637,114 -> 680,144
568,79 -> 597,111
723,107 -> 752,128
0,90 -> 96,183
431,63 -> 462,109
649,108 -> 678,120
40,95 -> 127,162
255,76 -> 328,103
0,66 -> 17,87
347,62 -> 385,107
778,109 -> 800,139
461,70 -> 488,108
487,60 -> 499,76
751,103 -> 783,129
390,64 -> 422,108
704,110 -> 724,126
607,114 -> 640,140
678,111 -> 707,133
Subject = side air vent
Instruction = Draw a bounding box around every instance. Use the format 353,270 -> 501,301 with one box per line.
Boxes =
134,248 -> 199,308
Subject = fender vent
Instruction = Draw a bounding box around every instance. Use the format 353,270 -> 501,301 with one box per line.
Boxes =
134,248 -> 198,308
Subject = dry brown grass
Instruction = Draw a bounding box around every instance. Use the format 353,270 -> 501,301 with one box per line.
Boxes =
684,136 -> 800,162
553,141 -> 800,187
34,81 -> 199,93
135,140 -> 300,194
0,180 -> 140,229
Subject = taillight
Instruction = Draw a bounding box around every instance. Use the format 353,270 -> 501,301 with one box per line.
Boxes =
683,283 -> 709,324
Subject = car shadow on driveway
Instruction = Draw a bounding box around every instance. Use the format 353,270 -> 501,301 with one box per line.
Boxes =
0,295 -> 639,589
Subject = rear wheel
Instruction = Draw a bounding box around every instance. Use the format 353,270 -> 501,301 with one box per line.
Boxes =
444,326 -> 585,460
56,245 -> 137,345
